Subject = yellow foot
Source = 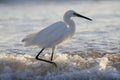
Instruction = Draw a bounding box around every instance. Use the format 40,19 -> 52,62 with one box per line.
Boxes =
51,62 -> 57,67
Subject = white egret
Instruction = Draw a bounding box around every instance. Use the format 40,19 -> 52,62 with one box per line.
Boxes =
22,10 -> 92,67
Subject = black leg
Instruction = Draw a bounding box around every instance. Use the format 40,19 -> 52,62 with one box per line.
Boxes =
35,48 -> 45,59
51,47 -> 55,61
35,48 -> 57,67
50,50 -> 54,61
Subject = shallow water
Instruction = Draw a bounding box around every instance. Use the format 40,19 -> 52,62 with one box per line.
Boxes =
0,0 -> 120,80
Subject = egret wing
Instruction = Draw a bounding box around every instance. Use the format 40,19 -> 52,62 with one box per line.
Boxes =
29,21 -> 68,47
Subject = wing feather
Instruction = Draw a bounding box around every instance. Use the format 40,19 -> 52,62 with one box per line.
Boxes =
28,21 -> 67,48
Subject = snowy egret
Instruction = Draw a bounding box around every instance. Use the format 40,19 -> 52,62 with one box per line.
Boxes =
22,10 -> 92,67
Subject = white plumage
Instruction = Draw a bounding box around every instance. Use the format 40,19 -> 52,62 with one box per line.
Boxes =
22,21 -> 73,48
22,10 -> 92,66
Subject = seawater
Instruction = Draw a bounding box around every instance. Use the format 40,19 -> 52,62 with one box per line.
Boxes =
0,0 -> 120,80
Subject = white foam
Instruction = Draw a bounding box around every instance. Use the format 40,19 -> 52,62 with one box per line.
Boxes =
0,53 -> 120,80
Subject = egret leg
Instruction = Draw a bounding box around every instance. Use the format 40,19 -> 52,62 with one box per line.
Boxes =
35,48 -> 57,67
36,48 -> 45,59
51,47 -> 55,61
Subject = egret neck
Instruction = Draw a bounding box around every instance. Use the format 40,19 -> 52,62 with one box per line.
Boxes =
63,13 -> 75,39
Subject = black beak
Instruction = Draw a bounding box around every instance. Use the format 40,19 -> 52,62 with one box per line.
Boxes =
74,13 -> 92,21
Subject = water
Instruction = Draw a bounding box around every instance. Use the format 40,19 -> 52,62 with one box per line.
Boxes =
0,0 -> 120,80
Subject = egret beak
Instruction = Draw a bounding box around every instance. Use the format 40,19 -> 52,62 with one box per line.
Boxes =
74,13 -> 92,21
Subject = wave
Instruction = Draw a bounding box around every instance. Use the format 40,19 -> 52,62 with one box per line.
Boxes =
0,51 -> 120,80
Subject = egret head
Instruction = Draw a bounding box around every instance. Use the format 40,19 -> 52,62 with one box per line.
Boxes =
64,10 -> 92,21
